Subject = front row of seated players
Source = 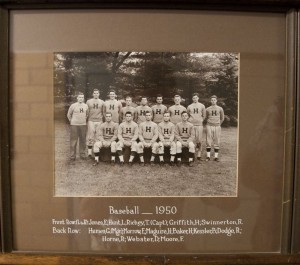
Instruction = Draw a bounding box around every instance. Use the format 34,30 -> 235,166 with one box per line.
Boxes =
92,110 -> 197,166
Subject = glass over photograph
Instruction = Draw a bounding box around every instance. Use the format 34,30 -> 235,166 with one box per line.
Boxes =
54,52 -> 239,197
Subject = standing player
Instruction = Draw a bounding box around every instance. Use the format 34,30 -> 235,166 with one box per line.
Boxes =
93,112 -> 118,166
187,93 -> 206,161
103,90 -> 122,123
168,95 -> 187,124
175,111 -> 195,167
205,95 -> 225,162
86,89 -> 104,158
116,112 -> 139,166
67,92 -> 89,162
151,94 -> 167,124
119,96 -> 136,122
157,112 -> 176,166
137,111 -> 159,166
135,96 -> 152,124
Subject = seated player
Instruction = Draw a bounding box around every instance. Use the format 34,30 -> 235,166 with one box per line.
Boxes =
116,112 -> 139,166
175,111 -> 196,167
137,111 -> 159,166
93,112 -> 118,166
157,112 -> 176,166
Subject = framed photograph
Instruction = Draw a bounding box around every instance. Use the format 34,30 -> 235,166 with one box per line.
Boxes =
1,0 -> 299,263
53,51 -> 239,197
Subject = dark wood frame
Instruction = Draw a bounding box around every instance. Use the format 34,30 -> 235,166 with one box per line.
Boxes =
292,9 -> 300,256
1,0 -> 300,264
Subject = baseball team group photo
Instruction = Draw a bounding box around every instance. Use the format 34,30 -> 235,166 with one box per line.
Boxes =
54,52 -> 238,197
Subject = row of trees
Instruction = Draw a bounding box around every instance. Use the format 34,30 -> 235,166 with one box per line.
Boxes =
54,52 -> 238,126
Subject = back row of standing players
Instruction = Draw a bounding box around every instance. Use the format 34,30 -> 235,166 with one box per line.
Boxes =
67,89 -> 224,166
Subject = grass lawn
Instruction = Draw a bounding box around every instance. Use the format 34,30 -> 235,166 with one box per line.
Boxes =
55,121 -> 238,197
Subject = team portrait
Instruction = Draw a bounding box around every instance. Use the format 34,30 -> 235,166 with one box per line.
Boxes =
54,52 -> 239,197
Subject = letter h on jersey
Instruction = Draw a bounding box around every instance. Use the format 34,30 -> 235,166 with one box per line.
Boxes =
106,128 -> 112,134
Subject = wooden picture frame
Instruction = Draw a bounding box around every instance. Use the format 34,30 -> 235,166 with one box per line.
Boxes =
1,1 -> 300,264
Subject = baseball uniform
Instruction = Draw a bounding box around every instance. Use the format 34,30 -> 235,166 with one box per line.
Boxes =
104,99 -> 122,123
86,98 -> 104,146
168,105 -> 187,124
135,105 -> 152,124
152,104 -> 168,124
206,105 -> 224,149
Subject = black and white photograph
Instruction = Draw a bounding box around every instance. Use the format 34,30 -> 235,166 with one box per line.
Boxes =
54,52 -> 239,197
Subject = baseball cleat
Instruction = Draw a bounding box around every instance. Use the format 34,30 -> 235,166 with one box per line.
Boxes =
197,157 -> 203,161
120,162 -> 125,167
128,162 -> 133,167
169,162 -> 175,166
214,158 -> 219,162
189,161 -> 194,167
177,161 -> 182,167
140,162 -> 145,167
93,161 -> 99,166
206,157 -> 210,161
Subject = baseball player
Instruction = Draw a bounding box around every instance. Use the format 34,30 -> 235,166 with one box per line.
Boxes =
67,92 -> 89,162
120,96 -> 137,122
93,112 -> 118,166
158,112 -> 176,166
168,95 -> 187,124
137,111 -> 159,166
116,112 -> 139,166
135,96 -> 152,124
103,90 -> 122,123
205,95 -> 225,162
86,89 -> 104,158
151,94 -> 167,124
175,111 -> 196,167
187,93 -> 206,160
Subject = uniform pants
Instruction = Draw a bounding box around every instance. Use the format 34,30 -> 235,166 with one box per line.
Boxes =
86,121 -> 102,146
116,140 -> 138,152
137,141 -> 159,154
193,125 -> 203,145
93,140 -> 117,153
70,125 -> 87,159
157,141 -> 176,155
176,141 -> 195,153
206,125 -> 221,149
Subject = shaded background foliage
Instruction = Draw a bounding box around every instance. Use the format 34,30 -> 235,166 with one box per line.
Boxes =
54,52 -> 238,126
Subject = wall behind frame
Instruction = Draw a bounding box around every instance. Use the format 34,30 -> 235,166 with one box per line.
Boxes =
9,10 -> 286,253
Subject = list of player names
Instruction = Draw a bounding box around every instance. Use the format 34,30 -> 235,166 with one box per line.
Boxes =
52,218 -> 243,243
